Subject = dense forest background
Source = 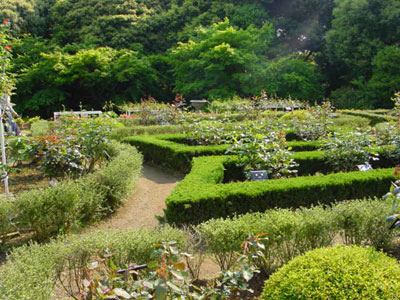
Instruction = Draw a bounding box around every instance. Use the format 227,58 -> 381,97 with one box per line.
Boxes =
1,0 -> 399,116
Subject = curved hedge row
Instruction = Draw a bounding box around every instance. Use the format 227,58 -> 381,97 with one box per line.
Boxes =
165,155 -> 396,224
123,134 -> 322,172
0,142 -> 143,240
341,110 -> 397,126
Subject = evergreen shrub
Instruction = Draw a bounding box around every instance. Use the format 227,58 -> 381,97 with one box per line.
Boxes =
261,245 -> 400,300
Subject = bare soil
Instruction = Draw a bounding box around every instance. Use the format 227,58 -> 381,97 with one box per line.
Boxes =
0,165 -> 49,195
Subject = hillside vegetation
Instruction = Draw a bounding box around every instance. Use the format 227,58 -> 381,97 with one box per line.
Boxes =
1,0 -> 399,116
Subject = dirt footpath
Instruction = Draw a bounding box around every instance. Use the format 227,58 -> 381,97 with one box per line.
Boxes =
85,165 -> 220,278
94,164 -> 182,230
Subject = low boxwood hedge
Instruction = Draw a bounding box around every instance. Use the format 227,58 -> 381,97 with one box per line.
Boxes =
123,134 -> 322,172
0,142 -> 143,240
165,155 -> 396,224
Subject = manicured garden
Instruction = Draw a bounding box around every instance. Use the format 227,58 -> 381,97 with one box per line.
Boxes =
0,95 -> 399,299
1,2 -> 400,297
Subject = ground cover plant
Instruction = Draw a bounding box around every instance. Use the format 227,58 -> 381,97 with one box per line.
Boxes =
0,165 -> 49,194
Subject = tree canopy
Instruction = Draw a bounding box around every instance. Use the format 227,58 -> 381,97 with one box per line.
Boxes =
0,0 -> 399,115
169,19 -> 274,100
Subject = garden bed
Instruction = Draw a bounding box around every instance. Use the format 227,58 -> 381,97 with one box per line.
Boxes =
123,134 -> 323,173
165,155 -> 397,224
0,142 -> 143,240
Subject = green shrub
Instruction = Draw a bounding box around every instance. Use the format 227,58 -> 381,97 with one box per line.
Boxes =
331,199 -> 395,249
111,124 -> 185,140
198,198 -> 395,273
261,245 -> 400,300
15,181 -> 94,239
227,131 -> 298,179
0,227 -> 185,300
166,155 -> 396,224
322,131 -> 376,172
330,113 -> 372,128
117,113 -> 248,127
291,102 -> 333,141
30,120 -> 50,137
0,195 -> 14,236
85,142 -> 143,211
1,142 -> 142,239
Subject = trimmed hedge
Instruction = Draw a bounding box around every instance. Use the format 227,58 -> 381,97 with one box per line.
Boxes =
123,134 -> 322,172
111,124 -> 185,140
165,155 -> 396,224
198,198 -> 396,272
0,227 -> 185,300
0,142 -> 143,239
261,246 -> 400,300
341,110 -> 396,126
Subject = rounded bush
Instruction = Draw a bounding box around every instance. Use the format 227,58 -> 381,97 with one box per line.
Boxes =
261,245 -> 400,300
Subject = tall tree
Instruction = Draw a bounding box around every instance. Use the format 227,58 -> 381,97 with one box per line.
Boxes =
168,19 -> 274,100
14,47 -> 159,116
325,0 -> 400,85
365,46 -> 400,108
264,55 -> 324,101
0,0 -> 35,35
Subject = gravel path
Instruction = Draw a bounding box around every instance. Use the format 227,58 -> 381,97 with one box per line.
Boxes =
89,165 -> 220,278
94,164 -> 182,230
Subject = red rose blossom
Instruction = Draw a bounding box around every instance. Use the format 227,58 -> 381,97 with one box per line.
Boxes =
5,46 -> 12,51
2,20 -> 9,24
